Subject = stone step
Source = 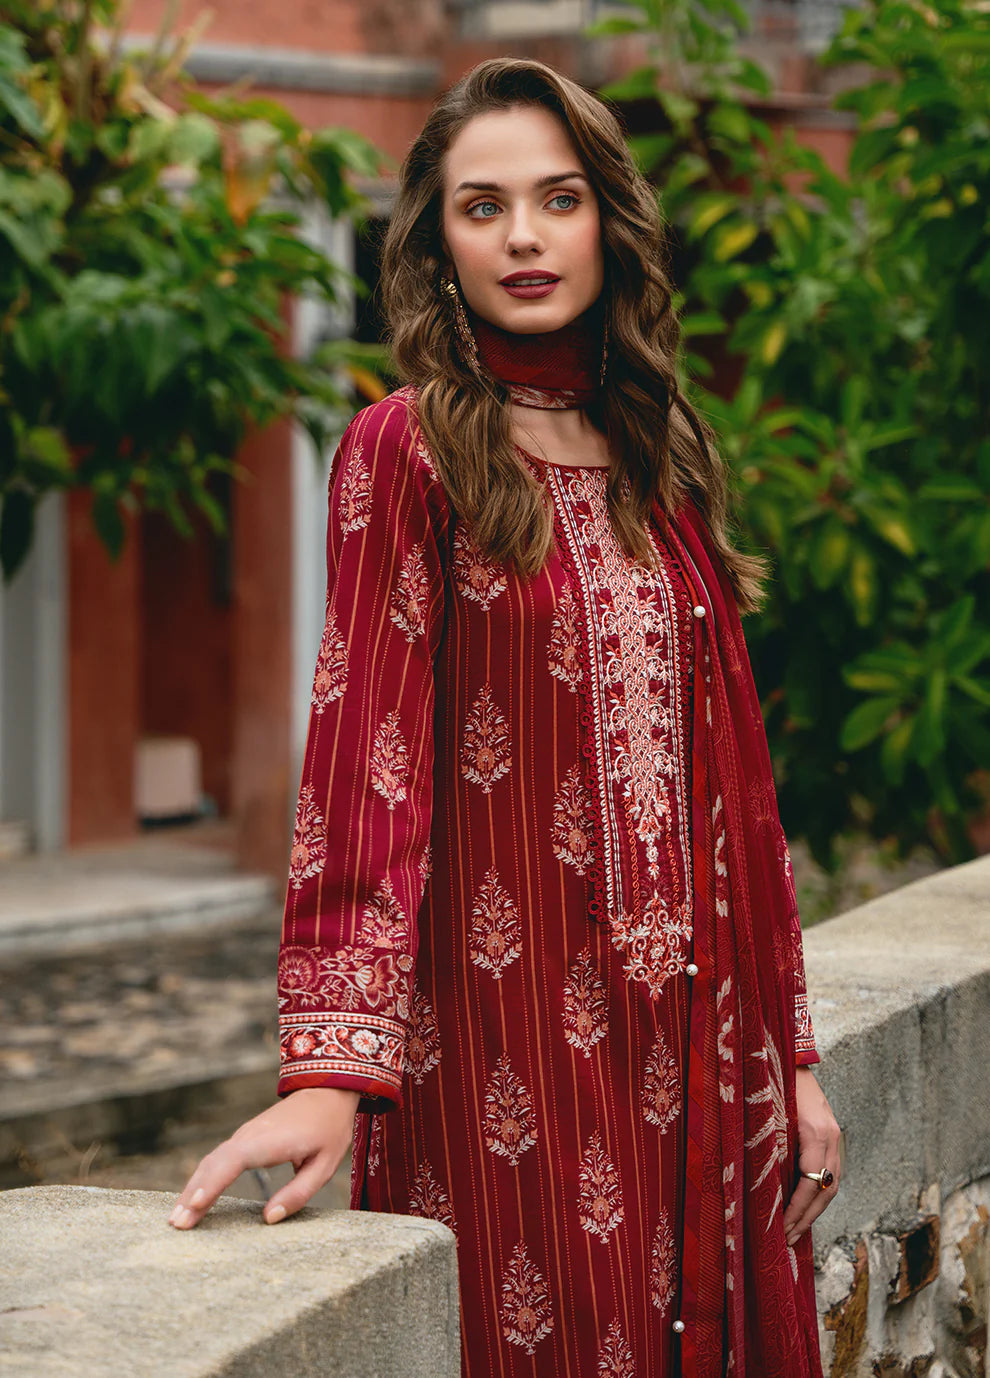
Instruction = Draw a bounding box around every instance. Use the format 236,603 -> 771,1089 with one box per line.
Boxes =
0,834 -> 280,961
0,921 -> 282,1182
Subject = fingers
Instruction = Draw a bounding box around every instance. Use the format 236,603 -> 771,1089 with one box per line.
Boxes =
169,1139 -> 253,1230
166,1089 -> 360,1230
261,1154 -> 336,1225
784,1139 -> 842,1248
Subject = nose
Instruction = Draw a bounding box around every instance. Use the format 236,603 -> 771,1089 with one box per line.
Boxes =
504,205 -> 545,256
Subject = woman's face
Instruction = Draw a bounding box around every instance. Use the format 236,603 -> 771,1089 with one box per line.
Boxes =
441,105 -> 604,335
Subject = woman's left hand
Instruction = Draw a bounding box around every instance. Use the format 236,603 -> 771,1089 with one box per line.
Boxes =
783,1066 -> 842,1248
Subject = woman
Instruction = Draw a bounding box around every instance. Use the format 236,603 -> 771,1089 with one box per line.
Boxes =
170,58 -> 841,1378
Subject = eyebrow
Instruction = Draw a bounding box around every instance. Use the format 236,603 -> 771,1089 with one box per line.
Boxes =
452,171 -> 588,196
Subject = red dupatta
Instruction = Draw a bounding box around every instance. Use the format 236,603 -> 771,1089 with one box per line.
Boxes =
659,499 -> 822,1378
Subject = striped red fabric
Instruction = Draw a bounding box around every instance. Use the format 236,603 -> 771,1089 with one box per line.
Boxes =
277,389 -> 822,1376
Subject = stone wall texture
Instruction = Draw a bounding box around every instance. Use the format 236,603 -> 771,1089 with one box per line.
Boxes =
804,854 -> 990,1377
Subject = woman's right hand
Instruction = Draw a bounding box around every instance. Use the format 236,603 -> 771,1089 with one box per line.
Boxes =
167,1086 -> 361,1229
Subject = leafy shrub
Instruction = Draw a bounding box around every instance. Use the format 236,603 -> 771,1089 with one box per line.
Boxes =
594,0 -> 990,866
0,0 -> 385,579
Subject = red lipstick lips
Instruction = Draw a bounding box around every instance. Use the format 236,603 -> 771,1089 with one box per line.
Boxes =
499,271 -> 560,299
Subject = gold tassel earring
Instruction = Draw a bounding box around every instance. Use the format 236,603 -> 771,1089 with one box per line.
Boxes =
440,276 -> 481,375
600,312 -> 610,387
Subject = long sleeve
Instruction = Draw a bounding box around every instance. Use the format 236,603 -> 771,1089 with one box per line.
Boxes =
277,392 -> 450,1111
780,832 -> 821,1067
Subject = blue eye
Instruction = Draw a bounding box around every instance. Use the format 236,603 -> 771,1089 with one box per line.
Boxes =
548,193 -> 579,210
467,200 -> 500,219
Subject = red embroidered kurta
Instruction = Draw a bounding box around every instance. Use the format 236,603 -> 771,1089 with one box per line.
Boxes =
278,388 -> 820,1377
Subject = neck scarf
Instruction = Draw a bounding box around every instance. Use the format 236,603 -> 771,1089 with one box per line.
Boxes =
469,305 -> 602,409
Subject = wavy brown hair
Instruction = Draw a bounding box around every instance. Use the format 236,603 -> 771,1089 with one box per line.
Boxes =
380,57 -> 767,613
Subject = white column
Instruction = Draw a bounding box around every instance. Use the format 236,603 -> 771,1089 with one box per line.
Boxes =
290,205 -> 355,773
0,491 -> 67,851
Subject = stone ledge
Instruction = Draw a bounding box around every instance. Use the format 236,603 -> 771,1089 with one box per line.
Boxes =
118,38 -> 441,97
0,1185 -> 459,1378
803,853 -> 990,1257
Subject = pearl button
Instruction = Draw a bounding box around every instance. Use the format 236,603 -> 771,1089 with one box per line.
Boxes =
685,962 -> 699,977
673,1319 -> 686,1333
692,604 -> 706,618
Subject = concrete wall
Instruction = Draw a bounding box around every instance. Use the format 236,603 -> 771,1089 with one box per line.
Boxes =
2,858 -> 987,1375
804,854 -> 990,1376
0,1187 -> 459,1378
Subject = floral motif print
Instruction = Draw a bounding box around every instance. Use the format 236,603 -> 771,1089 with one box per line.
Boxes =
650,1211 -> 677,1315
745,1027 -> 788,1226
551,763 -> 595,875
278,1011 -> 405,1093
288,784 -> 327,890
562,948 -> 608,1057
453,525 -> 507,611
547,581 -> 583,692
461,683 -> 511,794
609,892 -> 692,998
483,1054 -> 537,1166
500,1241 -> 554,1355
366,1114 -> 382,1177
338,442 -> 372,535
469,867 -> 522,979
418,842 -> 433,884
413,428 -> 440,482
404,984 -> 441,1084
716,974 -> 739,1106
360,877 -> 409,951
408,1159 -> 457,1236
278,946 -> 321,1006
795,991 -> 817,1060
371,710 -> 410,811
642,1024 -> 680,1130
284,943 -> 411,1021
311,605 -> 348,712
389,543 -> 430,642
597,1319 -> 636,1377
577,1134 -> 625,1242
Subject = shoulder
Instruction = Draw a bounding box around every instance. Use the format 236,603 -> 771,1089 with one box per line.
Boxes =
338,387 -> 438,482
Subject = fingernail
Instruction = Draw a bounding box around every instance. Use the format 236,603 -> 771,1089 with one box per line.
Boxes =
265,1204 -> 286,1225
190,1188 -> 206,1207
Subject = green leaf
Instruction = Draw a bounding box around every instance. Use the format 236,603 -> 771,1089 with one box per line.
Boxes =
881,715 -> 915,785
915,669 -> 947,767
0,73 -> 45,139
1,489 -> 34,581
711,220 -> 759,262
688,193 -> 740,240
680,311 -> 728,336
92,491 -> 126,560
955,675 -> 990,709
168,113 -> 221,166
808,521 -> 852,590
585,16 -> 645,36
840,695 -> 902,751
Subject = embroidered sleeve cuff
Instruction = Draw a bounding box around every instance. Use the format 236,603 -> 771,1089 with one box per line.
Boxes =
794,990 -> 820,1065
278,1010 -> 405,1111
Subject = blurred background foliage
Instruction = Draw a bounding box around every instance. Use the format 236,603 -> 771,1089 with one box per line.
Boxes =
593,0 -> 990,868
0,0 -> 385,583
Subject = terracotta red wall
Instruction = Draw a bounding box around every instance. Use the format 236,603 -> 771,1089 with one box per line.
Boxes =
229,412 -> 294,877
67,491 -> 141,846
140,504 -> 233,815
